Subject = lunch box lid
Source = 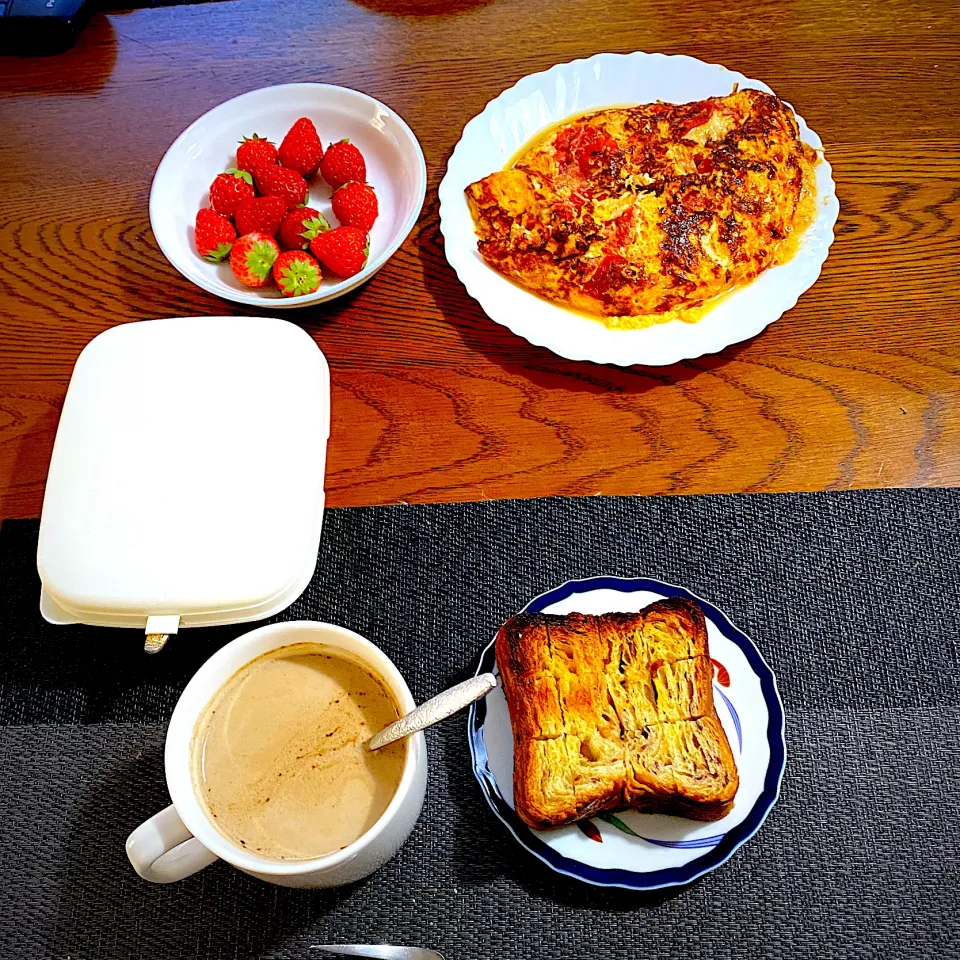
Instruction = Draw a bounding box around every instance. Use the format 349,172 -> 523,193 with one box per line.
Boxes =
37,316 -> 330,635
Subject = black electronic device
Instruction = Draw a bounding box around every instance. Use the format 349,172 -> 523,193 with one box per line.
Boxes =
0,0 -> 90,55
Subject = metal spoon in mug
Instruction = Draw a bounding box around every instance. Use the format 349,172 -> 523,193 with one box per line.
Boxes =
366,672 -> 497,751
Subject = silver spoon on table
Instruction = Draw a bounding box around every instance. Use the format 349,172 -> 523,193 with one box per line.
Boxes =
312,947 -> 445,960
366,672 -> 497,751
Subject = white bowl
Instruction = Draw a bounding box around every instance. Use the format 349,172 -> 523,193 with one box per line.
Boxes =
439,52 -> 840,366
151,83 -> 426,309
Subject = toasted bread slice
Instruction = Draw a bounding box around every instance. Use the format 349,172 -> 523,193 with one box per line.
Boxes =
495,598 -> 738,829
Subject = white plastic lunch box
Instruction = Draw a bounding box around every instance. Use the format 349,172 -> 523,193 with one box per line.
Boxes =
37,316 -> 330,651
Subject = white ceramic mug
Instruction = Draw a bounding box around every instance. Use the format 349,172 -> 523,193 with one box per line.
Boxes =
126,620 -> 428,887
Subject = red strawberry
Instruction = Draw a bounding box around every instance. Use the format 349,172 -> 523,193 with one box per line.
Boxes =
254,165 -> 308,211
331,181 -> 378,233
194,208 -> 236,262
309,226 -> 368,278
319,140 -> 366,190
277,207 -> 329,251
278,118 -> 323,177
208,169 -> 255,217
234,195 -> 287,237
236,134 -> 278,176
229,232 -> 280,288
273,250 -> 322,297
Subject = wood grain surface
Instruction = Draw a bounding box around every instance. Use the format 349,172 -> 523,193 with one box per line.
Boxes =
0,0 -> 958,518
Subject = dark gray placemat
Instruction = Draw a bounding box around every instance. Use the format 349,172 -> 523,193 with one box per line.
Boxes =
1,488 -> 958,959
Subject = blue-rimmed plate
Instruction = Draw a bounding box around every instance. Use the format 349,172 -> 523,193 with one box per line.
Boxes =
468,576 -> 785,889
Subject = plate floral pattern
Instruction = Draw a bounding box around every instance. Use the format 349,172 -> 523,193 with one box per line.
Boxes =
467,576 -> 785,889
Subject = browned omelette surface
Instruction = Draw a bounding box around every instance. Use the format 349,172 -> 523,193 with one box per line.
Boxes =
465,89 -> 819,324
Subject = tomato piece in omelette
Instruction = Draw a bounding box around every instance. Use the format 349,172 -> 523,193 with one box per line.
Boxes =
465,90 -> 819,323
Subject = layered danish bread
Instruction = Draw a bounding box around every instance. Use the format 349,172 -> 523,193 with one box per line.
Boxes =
496,597 -> 738,829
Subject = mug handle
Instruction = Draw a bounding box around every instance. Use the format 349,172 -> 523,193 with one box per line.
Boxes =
126,804 -> 219,883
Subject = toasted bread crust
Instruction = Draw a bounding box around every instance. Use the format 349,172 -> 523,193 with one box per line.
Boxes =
496,598 -> 739,829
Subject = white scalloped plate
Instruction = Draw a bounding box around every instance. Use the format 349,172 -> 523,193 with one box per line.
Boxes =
438,52 -> 839,366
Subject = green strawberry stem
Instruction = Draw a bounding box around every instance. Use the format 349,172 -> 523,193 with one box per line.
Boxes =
278,258 -> 320,296
301,215 -> 330,241
203,242 -> 233,263
247,240 -> 278,280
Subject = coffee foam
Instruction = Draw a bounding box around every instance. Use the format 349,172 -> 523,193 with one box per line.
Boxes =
192,643 -> 406,860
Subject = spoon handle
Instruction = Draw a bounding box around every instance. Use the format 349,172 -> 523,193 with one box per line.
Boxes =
367,672 -> 497,751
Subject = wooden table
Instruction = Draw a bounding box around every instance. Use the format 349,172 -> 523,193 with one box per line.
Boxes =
0,0 -> 957,519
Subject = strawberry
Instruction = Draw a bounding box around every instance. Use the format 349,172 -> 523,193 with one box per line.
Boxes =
230,232 -> 280,288
273,250 -> 322,297
278,118 -> 324,177
254,165 -> 308,211
309,226 -> 368,278
331,181 -> 378,233
277,207 -> 329,251
234,195 -> 287,237
236,134 -> 278,176
208,169 -> 255,218
319,140 -> 366,190
194,208 -> 236,262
